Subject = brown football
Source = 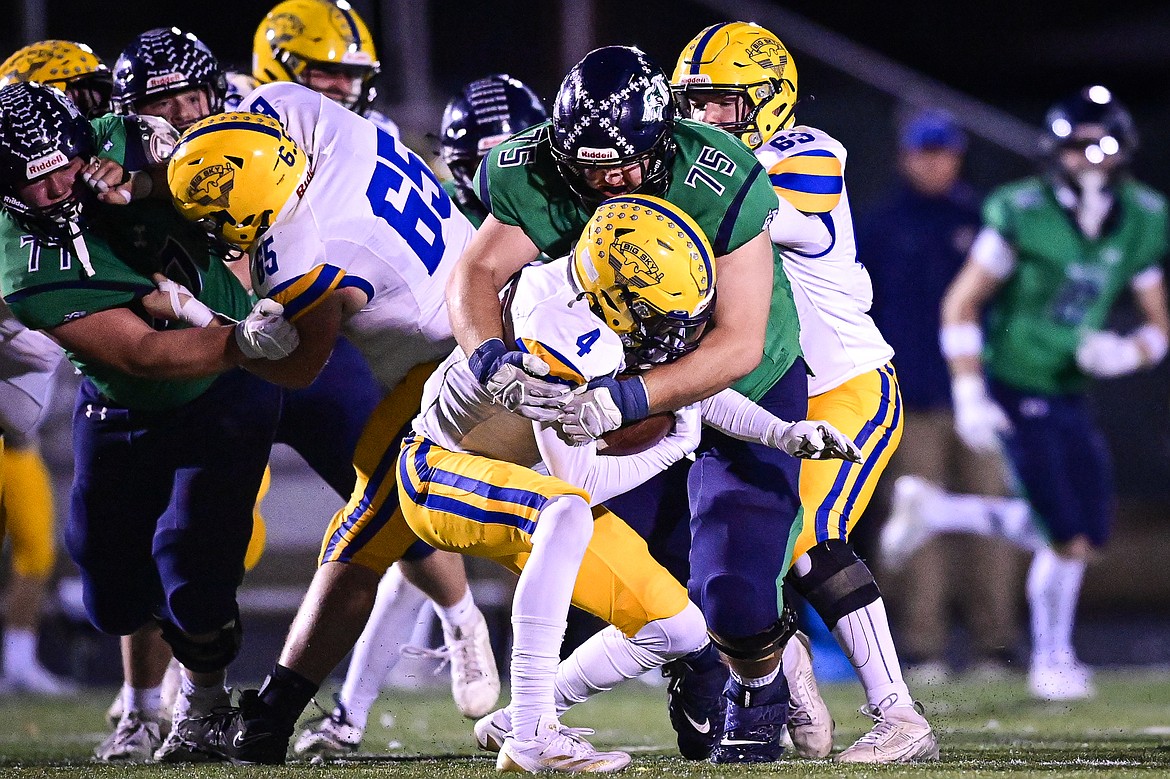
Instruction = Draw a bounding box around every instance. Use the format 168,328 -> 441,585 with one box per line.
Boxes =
597,412 -> 676,456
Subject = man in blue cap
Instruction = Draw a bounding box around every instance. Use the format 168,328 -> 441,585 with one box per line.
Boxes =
858,108 -> 1023,682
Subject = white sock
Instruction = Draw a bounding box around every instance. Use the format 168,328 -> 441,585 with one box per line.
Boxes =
925,491 -> 1043,550
1027,548 -> 1086,662
435,587 -> 478,636
2,627 -> 37,675
121,683 -> 163,719
509,495 -> 593,740
554,603 -> 708,713
832,598 -> 914,709
730,662 -> 780,688
339,565 -> 429,731
175,672 -> 229,719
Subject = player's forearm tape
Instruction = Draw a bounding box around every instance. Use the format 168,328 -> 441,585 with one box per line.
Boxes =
1135,324 -> 1169,364
940,322 -> 984,360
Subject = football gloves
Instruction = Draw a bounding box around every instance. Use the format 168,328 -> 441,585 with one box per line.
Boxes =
766,419 -> 863,462
235,299 -> 299,360
559,375 -> 650,444
951,373 -> 1011,453
469,338 -> 572,421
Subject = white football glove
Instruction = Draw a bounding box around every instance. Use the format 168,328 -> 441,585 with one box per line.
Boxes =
665,404 -> 703,455
560,383 -> 624,445
155,277 -> 217,328
951,373 -> 1011,453
1076,330 -> 1142,378
766,419 -> 864,462
469,338 -> 571,421
234,299 -> 299,360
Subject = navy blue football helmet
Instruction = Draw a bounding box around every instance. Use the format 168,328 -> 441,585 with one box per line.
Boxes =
550,46 -> 677,207
111,28 -> 226,121
1043,85 -> 1136,177
0,82 -> 93,243
440,74 -> 547,201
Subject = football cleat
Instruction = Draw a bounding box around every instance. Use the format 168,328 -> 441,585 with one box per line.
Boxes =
878,475 -> 942,572
662,643 -> 728,760
496,714 -> 631,773
406,609 -> 502,719
184,688 -> 292,765
709,672 -> 790,764
835,701 -> 939,763
783,631 -> 834,758
0,661 -> 78,697
474,707 -> 512,753
94,711 -> 163,763
293,698 -> 364,757
1029,651 -> 1095,701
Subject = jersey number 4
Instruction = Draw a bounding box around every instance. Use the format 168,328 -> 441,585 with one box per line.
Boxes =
366,128 -> 453,275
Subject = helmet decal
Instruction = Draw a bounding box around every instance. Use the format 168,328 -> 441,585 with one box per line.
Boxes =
187,163 -> 235,208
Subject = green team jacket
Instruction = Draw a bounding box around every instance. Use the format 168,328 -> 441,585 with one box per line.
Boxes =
475,118 -> 801,402
982,175 -> 1168,395
0,115 -> 253,410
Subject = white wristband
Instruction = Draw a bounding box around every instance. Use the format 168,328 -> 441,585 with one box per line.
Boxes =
1135,324 -> 1169,365
940,322 -> 984,360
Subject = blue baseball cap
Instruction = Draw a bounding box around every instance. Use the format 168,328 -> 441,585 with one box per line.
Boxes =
901,110 -> 967,152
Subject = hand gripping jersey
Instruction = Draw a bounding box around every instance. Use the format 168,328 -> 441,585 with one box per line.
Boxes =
756,125 -> 893,396
239,82 -> 475,389
980,175 -> 1169,395
0,116 -> 252,410
476,118 -> 801,402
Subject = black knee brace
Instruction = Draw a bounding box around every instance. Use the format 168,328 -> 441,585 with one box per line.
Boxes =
157,613 -> 243,673
708,601 -> 798,662
786,540 -> 881,629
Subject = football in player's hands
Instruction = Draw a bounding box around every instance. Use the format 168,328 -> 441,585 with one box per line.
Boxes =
596,412 -> 675,456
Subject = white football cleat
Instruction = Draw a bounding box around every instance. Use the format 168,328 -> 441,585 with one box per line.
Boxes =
835,701 -> 938,763
496,714 -> 631,773
1029,651 -> 1095,701
783,631 -> 834,758
475,707 -> 512,753
293,705 -> 364,757
879,476 -> 941,572
0,661 -> 78,697
444,609 -> 502,718
95,711 -> 163,763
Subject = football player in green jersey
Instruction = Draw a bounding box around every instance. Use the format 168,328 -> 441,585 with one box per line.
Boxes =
449,46 -> 809,764
941,86 -> 1169,701
0,82 -> 296,762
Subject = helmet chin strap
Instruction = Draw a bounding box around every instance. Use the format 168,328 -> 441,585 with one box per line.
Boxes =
1073,168 -> 1112,240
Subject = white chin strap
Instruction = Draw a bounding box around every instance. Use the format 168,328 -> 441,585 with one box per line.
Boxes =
70,226 -> 96,277
1074,168 -> 1112,240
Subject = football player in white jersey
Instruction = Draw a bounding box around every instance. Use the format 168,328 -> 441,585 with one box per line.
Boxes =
164,82 -> 496,764
402,195 -> 858,773
673,22 -> 937,764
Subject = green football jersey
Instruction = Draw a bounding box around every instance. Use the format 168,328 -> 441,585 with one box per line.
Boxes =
443,179 -> 486,229
0,116 -> 252,410
476,119 -> 801,401
982,176 -> 1169,395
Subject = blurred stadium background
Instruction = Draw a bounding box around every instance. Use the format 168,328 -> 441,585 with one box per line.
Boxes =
3,0 -> 1170,689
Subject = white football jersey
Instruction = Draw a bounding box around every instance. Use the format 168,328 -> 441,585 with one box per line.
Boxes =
757,125 -> 893,396
0,299 -> 63,435
412,258 -> 623,461
239,82 -> 475,390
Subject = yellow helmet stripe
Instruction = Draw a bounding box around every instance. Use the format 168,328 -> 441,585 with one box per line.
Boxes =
689,23 -> 732,74
604,195 -> 714,283
182,119 -> 282,146
517,338 -> 585,386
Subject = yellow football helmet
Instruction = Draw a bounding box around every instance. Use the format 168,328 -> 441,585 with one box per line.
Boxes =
571,195 -> 716,367
167,112 -> 309,249
253,0 -> 379,112
672,22 -> 798,149
0,40 -> 111,118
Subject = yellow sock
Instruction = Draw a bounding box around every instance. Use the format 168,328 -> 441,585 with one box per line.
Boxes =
3,445 -> 56,577
244,465 -> 271,571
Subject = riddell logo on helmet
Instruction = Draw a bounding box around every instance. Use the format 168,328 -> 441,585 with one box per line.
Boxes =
477,133 -> 511,154
25,151 -> 69,179
578,147 -> 619,162
676,74 -> 711,86
146,72 -> 186,90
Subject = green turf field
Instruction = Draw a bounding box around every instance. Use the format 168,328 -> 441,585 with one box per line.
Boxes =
3,670 -> 1170,777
